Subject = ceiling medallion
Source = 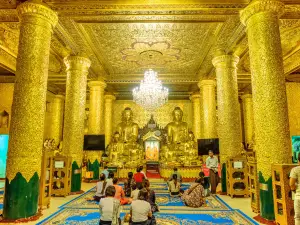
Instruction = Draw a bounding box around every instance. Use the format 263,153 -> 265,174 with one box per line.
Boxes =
122,41 -> 180,66
132,69 -> 168,112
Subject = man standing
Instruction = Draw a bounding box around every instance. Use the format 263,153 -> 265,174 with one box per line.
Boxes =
290,154 -> 300,225
206,150 -> 219,194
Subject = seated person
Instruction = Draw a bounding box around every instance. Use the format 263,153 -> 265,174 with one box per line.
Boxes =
101,166 -> 109,179
130,189 -> 154,225
131,183 -> 140,201
134,167 -> 145,189
113,178 -> 130,205
168,167 -> 182,183
143,179 -> 159,213
124,172 -> 136,197
106,171 -> 114,186
93,173 -> 108,202
181,178 -> 205,208
140,165 -> 147,179
169,174 -> 181,196
99,185 -> 121,225
197,171 -> 210,197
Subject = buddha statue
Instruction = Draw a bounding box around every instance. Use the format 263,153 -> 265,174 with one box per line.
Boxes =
162,107 -> 189,165
107,107 -> 144,167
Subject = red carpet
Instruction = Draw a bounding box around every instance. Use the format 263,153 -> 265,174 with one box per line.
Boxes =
253,215 -> 276,225
146,171 -> 161,179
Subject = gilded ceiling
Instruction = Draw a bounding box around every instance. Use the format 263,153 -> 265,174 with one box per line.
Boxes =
0,0 -> 300,99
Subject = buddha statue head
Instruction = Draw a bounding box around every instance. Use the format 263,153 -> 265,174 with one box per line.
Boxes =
122,107 -> 133,122
172,107 -> 183,122
113,132 -> 120,142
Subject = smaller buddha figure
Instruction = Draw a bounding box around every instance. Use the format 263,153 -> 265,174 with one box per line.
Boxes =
107,132 -> 124,167
183,131 -> 200,165
0,110 -> 9,128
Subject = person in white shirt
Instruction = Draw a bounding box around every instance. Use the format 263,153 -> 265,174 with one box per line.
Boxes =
99,185 -> 121,225
130,183 -> 140,201
130,189 -> 153,225
106,171 -> 114,187
94,173 -> 108,202
206,150 -> 219,194
290,154 -> 300,225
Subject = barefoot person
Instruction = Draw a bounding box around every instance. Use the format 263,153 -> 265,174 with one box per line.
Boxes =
206,150 -> 219,194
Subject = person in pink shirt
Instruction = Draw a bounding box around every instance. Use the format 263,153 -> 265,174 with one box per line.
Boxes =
113,178 -> 130,205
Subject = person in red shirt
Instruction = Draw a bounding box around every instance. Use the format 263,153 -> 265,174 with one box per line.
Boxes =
133,167 -> 145,189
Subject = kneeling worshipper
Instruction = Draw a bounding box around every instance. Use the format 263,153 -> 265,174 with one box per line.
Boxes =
134,167 -> 145,189
169,174 -> 181,196
181,178 -> 205,208
197,171 -> 210,197
130,189 -> 156,225
88,173 -> 107,202
99,186 -> 121,225
131,183 -> 140,201
113,178 -> 131,205
142,179 -> 159,213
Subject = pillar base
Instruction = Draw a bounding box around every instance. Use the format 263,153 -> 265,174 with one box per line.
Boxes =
253,215 -> 276,225
3,172 -> 39,220
258,172 -> 275,221
0,210 -> 42,223
71,161 -> 82,193
69,190 -> 85,195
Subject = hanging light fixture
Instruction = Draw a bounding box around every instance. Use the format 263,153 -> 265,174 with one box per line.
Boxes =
132,69 -> 168,111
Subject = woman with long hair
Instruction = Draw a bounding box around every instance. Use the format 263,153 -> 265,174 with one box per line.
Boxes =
124,172 -> 136,197
169,174 -> 180,196
142,179 -> 158,213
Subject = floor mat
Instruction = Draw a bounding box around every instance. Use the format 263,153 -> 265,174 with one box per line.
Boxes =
36,208 -> 258,225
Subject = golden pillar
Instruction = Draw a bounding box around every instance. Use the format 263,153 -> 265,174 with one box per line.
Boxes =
88,80 -> 106,134
241,0 -> 291,220
63,55 -> 91,193
3,0 -> 57,220
241,94 -> 254,147
190,93 -> 201,139
48,94 -> 65,145
104,94 -> 116,146
213,55 -> 241,163
198,80 -> 217,139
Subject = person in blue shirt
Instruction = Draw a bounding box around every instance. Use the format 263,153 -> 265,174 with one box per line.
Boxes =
101,166 -> 109,179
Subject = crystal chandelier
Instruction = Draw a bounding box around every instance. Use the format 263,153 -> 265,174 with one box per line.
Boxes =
133,69 -> 168,111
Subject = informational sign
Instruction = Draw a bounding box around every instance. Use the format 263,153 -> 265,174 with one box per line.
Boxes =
0,134 -> 9,178
145,140 -> 159,161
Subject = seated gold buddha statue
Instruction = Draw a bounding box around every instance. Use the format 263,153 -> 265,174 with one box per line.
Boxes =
182,131 -> 200,166
162,107 -> 189,165
107,107 -> 144,167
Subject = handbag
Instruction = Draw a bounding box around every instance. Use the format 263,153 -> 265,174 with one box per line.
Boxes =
111,199 -> 121,225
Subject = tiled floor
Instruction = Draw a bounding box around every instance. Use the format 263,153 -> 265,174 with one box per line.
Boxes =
4,182 -> 262,225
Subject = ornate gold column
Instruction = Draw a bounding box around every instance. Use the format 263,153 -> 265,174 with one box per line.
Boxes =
198,80 -> 217,139
190,93 -> 201,139
104,94 -> 116,146
213,54 -> 242,193
241,94 -> 254,147
88,80 -> 106,134
48,94 -> 65,145
213,55 -> 241,163
241,0 -> 291,220
3,1 -> 57,220
63,55 -> 91,193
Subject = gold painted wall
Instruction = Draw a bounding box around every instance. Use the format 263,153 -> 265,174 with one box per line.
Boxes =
0,83 -> 14,133
112,100 -> 193,132
286,82 -> 300,137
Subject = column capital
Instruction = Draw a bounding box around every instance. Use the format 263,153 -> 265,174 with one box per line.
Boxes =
190,93 -> 200,102
241,93 -> 252,101
105,94 -> 116,102
88,80 -> 107,90
54,94 -> 65,100
212,54 -> 239,69
64,55 -> 91,72
198,79 -> 216,89
240,0 -> 284,26
17,0 -> 58,28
